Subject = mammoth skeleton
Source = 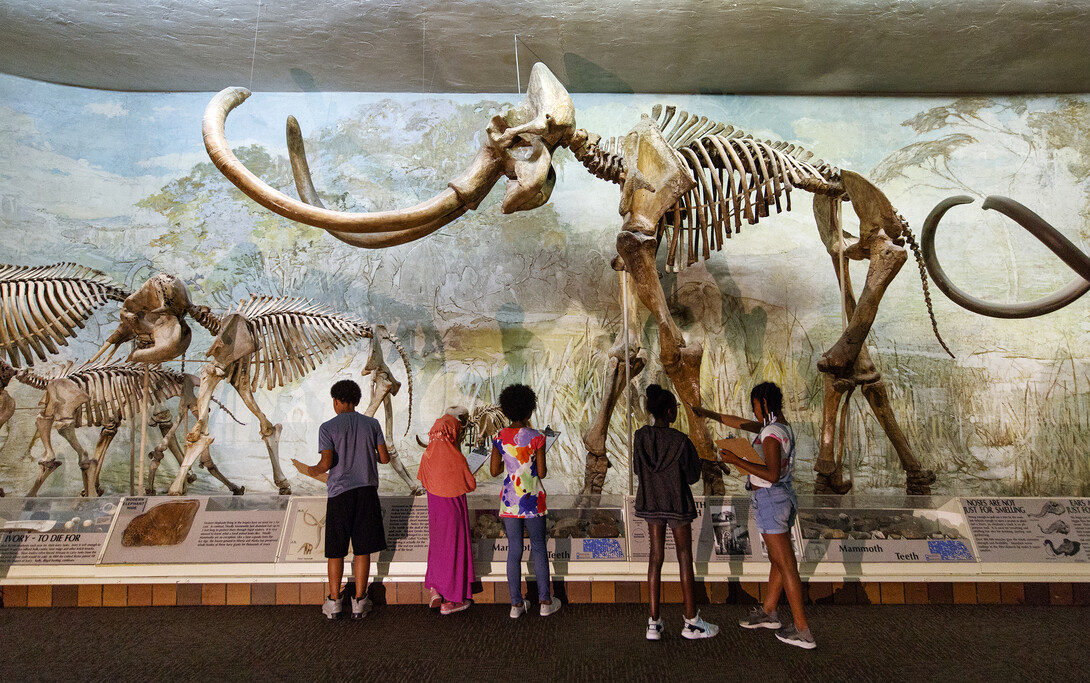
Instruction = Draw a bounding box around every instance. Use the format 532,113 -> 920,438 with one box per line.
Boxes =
204,63 -> 951,495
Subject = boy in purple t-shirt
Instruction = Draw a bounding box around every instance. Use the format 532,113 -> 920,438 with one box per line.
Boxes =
292,379 -> 390,619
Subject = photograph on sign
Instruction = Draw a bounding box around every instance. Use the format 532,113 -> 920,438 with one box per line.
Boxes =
708,504 -> 750,556
0,497 -> 120,566
627,496 -> 776,563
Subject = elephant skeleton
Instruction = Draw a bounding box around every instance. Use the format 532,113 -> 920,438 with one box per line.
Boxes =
203,63 -> 952,495
0,263 -> 128,368
6,359 -> 242,497
171,295 -> 419,496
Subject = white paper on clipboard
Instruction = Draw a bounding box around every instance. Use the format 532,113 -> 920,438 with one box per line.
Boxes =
543,426 -> 561,453
466,447 -> 490,474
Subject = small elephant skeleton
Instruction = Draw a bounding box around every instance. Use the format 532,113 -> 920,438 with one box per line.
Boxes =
165,294 -> 421,496
0,263 -> 422,496
4,359 -> 242,497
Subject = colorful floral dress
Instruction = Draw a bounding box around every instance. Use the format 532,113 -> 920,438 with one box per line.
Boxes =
493,427 -> 547,518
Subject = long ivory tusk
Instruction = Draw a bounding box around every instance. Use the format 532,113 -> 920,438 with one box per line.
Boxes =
285,114 -> 470,248
921,195 -> 1090,318
203,88 -> 478,234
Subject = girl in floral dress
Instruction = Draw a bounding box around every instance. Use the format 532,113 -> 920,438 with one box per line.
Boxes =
489,384 -> 562,618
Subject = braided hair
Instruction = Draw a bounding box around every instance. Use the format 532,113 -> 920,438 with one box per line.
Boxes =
750,381 -> 784,423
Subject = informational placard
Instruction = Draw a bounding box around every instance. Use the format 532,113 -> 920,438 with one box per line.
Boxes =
278,495 -> 430,562
627,496 -> 800,562
469,495 -> 627,562
0,497 -> 120,566
100,495 -> 288,564
798,498 -> 975,563
962,497 -> 1089,562
628,496 -> 754,562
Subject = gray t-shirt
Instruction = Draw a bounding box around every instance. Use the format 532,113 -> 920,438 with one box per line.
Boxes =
318,411 -> 385,498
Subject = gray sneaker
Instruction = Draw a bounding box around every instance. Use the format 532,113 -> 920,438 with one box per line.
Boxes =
350,595 -> 373,619
739,606 -> 782,629
540,597 -> 563,617
775,623 -> 817,649
322,593 -> 343,620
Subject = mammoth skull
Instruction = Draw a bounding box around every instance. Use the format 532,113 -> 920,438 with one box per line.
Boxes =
202,63 -> 576,249
92,273 -> 194,364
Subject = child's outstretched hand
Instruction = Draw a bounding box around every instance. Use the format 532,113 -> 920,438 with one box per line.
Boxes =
690,405 -> 717,420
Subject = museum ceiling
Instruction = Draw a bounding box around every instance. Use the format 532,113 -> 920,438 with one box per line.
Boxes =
1,0 -> 1089,94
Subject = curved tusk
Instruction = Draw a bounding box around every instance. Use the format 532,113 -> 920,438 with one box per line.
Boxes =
921,195 -> 1090,319
285,114 -> 469,248
203,88 -> 485,234
328,206 -> 471,249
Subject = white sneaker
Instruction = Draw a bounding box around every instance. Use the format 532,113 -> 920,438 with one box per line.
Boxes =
350,595 -> 372,619
540,597 -> 563,617
509,600 -> 529,619
646,617 -> 664,641
321,593 -> 343,620
682,611 -> 719,639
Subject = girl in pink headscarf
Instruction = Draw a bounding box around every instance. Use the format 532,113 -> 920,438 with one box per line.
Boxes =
417,412 -> 477,614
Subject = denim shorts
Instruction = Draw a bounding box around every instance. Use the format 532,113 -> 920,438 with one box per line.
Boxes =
751,485 -> 797,535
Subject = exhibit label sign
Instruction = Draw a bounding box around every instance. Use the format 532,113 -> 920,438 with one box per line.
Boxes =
470,495 -> 627,562
797,504 -> 975,563
100,495 -> 288,564
961,497 -> 1089,562
0,497 -> 119,565
279,496 -> 431,562
627,496 -> 758,562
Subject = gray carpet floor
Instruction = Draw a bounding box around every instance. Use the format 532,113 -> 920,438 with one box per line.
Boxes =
1,603 -> 1085,682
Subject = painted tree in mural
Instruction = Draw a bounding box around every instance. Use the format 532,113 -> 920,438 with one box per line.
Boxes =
203,63 -> 958,496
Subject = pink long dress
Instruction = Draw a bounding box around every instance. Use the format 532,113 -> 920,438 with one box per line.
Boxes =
417,415 -> 477,602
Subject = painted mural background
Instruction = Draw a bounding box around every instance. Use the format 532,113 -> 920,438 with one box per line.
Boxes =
1,73 -> 1088,498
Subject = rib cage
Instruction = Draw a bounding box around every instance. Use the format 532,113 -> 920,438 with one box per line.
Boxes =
223,295 -> 414,429
647,105 -> 843,271
0,263 -> 129,367
21,362 -> 188,428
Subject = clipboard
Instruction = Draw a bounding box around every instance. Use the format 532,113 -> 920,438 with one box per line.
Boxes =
466,447 -> 490,474
542,426 -> 561,453
715,436 -> 763,464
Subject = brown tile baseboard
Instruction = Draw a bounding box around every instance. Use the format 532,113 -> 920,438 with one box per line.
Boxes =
2,581 -> 1087,608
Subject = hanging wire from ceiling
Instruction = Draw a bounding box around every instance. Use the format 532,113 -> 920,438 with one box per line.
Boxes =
249,0 -> 262,91
514,34 -> 521,95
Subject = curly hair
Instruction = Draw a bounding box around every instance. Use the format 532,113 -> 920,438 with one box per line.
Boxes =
645,383 -> 677,420
498,383 -> 537,423
330,379 -> 362,406
750,381 -> 784,420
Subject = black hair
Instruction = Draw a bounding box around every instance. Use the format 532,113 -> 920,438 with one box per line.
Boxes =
645,383 -> 677,420
331,379 -> 362,406
750,381 -> 784,420
498,383 -> 537,423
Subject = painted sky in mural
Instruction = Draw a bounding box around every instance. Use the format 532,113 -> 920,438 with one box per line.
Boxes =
1,73 -> 1088,498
